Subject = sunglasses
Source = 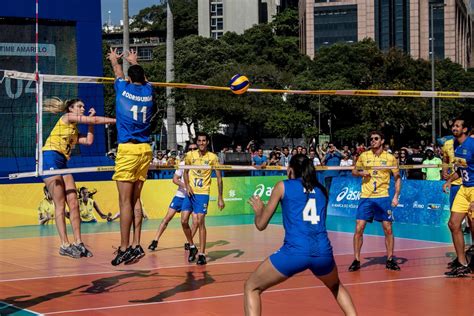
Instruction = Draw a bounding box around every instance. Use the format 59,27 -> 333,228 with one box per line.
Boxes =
370,137 -> 380,141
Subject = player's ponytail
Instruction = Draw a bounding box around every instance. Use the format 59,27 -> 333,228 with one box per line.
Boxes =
44,97 -> 82,113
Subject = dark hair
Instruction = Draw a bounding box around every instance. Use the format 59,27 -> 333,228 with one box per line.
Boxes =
369,130 -> 384,140
195,131 -> 210,142
79,187 -> 87,194
128,65 -> 146,84
43,186 -> 48,194
65,98 -> 82,113
454,115 -> 472,134
289,154 -> 326,196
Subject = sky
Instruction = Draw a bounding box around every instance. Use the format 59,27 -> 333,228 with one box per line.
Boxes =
101,0 -> 161,25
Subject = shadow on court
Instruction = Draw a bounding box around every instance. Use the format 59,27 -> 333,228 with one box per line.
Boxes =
129,271 -> 215,303
82,271 -> 159,294
149,239 -> 230,252
0,284 -> 87,312
207,249 -> 245,262
360,256 -> 408,269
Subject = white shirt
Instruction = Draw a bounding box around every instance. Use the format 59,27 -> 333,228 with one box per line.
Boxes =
313,157 -> 321,166
174,161 -> 186,198
340,159 -> 353,167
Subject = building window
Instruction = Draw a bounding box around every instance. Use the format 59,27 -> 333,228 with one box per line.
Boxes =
211,3 -> 223,16
137,47 -> 153,61
314,5 -> 358,50
211,17 -> 223,31
374,0 -> 410,53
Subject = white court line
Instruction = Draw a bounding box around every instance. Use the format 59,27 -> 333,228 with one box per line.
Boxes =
43,274 -> 446,315
0,244 -> 452,283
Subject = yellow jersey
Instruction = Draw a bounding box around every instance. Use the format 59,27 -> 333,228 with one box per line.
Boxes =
79,198 -> 96,222
184,150 -> 219,194
43,117 -> 79,160
356,150 -> 398,198
38,198 -> 54,222
442,139 -> 462,186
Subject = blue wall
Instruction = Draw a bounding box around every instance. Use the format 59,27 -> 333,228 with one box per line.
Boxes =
1,0 -> 107,182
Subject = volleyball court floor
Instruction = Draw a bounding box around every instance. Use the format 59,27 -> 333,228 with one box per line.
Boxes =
0,214 -> 472,316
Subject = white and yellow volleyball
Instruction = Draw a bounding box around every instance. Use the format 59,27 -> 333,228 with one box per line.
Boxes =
229,74 -> 250,95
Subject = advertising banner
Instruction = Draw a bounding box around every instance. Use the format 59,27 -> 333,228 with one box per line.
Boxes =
328,177 -> 451,226
0,176 -> 285,228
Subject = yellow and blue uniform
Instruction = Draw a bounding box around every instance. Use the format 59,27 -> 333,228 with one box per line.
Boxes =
452,137 -> 474,218
182,150 -> 219,214
79,198 -> 97,223
442,138 -> 462,207
38,198 -> 54,224
355,150 -> 398,222
112,78 -> 153,182
270,179 -> 335,277
42,117 -> 78,175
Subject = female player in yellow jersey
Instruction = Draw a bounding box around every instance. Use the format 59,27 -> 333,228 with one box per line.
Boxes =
42,97 -> 116,258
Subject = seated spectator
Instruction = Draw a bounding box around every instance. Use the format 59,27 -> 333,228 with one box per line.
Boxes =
38,186 -> 54,225
252,148 -> 268,168
339,151 -> 354,177
422,147 -> 442,180
78,187 -> 108,223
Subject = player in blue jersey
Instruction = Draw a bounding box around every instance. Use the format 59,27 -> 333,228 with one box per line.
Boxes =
245,154 -> 356,316
443,115 -> 474,277
107,48 -> 154,266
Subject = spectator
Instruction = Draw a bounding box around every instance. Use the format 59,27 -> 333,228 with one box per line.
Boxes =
78,187 -> 108,223
280,146 -> 291,167
309,148 -> 321,167
268,152 -> 280,166
291,148 -> 298,156
406,147 -> 424,180
422,147 -> 442,180
339,151 -> 354,177
322,143 -> 343,191
235,144 -> 243,153
252,148 -> 268,167
38,186 -> 55,225
301,147 -> 308,156
398,149 -> 408,179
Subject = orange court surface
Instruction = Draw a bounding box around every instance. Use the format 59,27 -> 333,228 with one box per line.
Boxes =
0,216 -> 472,315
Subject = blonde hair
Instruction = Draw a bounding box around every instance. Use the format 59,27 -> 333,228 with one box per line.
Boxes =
43,97 -> 82,114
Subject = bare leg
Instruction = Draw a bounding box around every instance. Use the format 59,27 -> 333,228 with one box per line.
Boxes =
317,266 -> 357,316
131,181 -> 145,247
63,174 -> 81,244
191,212 -> 199,240
153,208 -> 177,241
353,220 -> 367,261
196,213 -> 207,253
44,176 -> 69,246
180,210 -> 195,245
116,181 -> 134,250
381,221 -> 394,259
244,258 -> 288,316
448,212 -> 468,265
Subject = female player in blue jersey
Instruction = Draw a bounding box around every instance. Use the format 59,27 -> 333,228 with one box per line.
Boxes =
108,48 -> 154,266
245,154 -> 356,315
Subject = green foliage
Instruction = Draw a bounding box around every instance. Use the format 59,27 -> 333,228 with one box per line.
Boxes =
106,6 -> 473,149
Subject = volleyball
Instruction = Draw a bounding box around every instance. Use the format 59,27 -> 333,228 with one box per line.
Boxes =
229,74 -> 250,95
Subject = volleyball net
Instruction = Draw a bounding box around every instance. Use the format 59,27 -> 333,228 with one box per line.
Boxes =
1,69 -> 471,180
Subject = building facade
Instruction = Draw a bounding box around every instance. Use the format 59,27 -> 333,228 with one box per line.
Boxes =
300,0 -> 473,68
198,0 -> 281,39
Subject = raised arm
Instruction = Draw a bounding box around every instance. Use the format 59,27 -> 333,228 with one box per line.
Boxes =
248,181 -> 284,231
107,47 -> 124,79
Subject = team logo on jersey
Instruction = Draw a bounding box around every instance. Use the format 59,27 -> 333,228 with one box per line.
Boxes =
381,161 -> 387,166
387,210 -> 392,219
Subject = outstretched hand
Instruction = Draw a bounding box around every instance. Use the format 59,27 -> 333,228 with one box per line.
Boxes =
125,49 -> 138,65
247,195 -> 264,213
88,108 -> 96,117
107,47 -> 123,63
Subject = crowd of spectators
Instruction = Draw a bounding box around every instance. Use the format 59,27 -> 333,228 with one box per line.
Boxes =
219,140 -> 446,181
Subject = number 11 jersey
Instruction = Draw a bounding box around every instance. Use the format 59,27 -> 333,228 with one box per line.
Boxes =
114,78 -> 153,144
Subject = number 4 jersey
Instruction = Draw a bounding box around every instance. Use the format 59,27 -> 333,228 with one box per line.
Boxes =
280,179 -> 332,256
114,78 -> 153,144
454,136 -> 474,187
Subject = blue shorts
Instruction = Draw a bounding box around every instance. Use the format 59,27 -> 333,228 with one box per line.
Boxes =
182,194 -> 209,214
169,196 -> 185,212
42,151 -> 68,179
356,197 -> 393,223
449,185 -> 461,209
269,249 -> 335,277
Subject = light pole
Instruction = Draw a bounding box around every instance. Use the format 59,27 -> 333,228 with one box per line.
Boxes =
429,1 -> 445,144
